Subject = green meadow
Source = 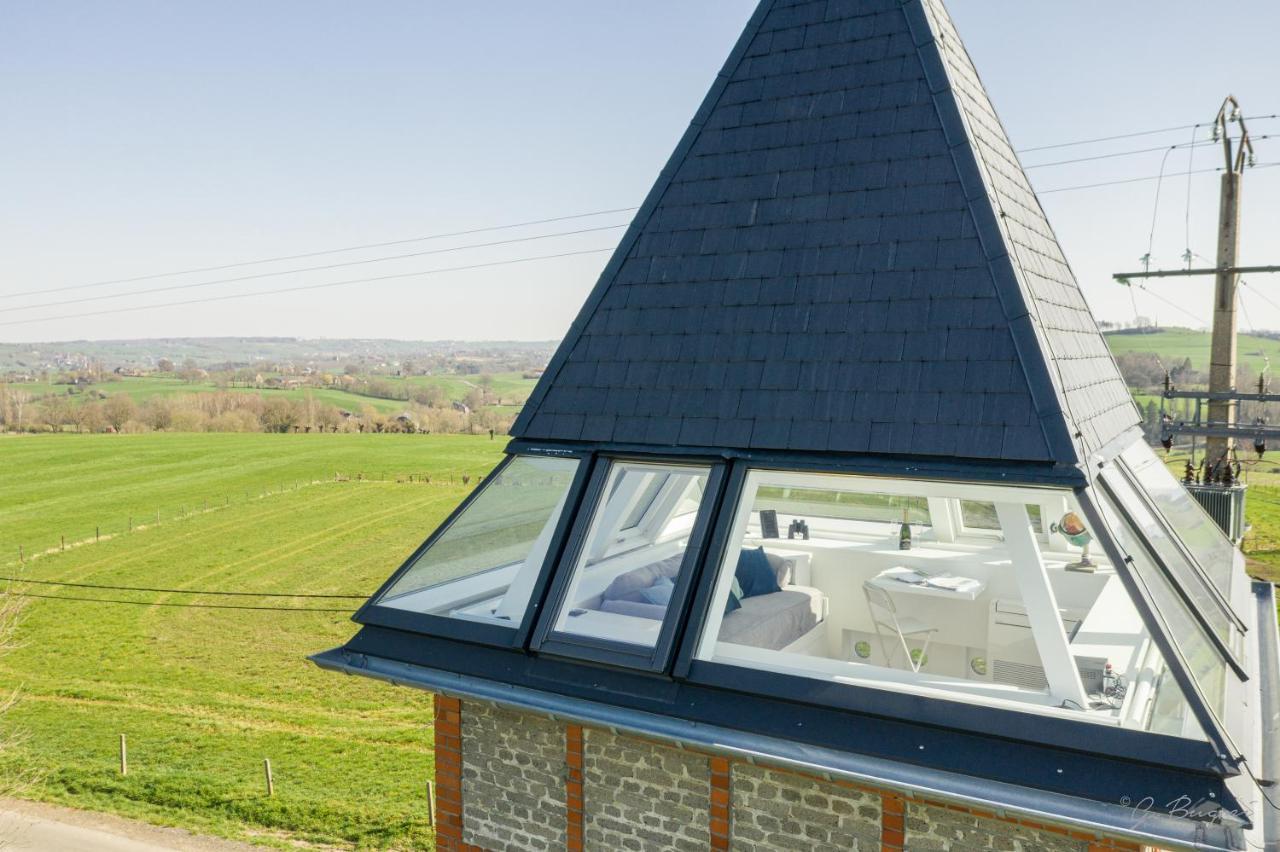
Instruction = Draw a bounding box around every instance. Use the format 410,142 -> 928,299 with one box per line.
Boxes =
0,433 -> 506,848
19,371 -> 538,417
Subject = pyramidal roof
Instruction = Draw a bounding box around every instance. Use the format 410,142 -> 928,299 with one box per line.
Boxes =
513,0 -> 1136,467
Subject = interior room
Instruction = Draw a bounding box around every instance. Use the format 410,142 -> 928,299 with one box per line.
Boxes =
693,468 -> 1208,738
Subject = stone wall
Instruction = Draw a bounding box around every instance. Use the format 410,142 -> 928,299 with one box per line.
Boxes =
582,728 -> 711,852
730,763 -> 881,850
905,801 -> 1092,852
433,698 -> 1148,852
460,701 -> 566,851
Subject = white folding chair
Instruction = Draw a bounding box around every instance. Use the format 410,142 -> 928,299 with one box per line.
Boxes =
863,582 -> 937,673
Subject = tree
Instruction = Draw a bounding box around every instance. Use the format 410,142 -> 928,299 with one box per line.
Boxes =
102,394 -> 137,431
142,399 -> 173,431
260,397 -> 299,433
74,402 -> 106,434
156,358 -> 174,373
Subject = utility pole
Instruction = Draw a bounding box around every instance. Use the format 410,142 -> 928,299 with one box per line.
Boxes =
1206,97 -> 1253,465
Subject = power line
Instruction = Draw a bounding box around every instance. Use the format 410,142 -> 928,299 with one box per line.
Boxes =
1038,162 -> 1280,195
4,590 -> 351,613
1016,115 -> 1276,154
0,247 -> 615,328
1024,135 -> 1273,170
0,576 -> 365,598
0,207 -> 639,302
4,223 -> 628,313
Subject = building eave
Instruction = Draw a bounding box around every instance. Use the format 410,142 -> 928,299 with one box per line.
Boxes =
311,645 -> 1244,852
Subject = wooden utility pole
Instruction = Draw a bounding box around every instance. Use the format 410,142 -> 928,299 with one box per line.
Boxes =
1206,97 -> 1252,464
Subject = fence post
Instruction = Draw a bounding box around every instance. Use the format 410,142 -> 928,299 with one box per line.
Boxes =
95,526 -> 100,542
425,779 -> 435,826
128,516 -> 133,532
119,734 -> 128,776
61,535 -> 65,552
18,545 -> 23,564
263,759 -> 274,796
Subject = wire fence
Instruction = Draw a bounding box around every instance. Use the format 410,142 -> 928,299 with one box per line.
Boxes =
6,468 -> 484,571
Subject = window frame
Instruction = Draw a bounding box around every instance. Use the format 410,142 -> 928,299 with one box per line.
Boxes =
531,455 -> 727,673
1112,457 -> 1245,637
1077,481 -> 1244,765
670,463 -> 1231,774
353,450 -> 595,649
684,467 -> 1088,703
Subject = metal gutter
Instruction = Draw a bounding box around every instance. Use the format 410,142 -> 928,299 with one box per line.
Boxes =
1253,581 -> 1280,848
311,647 -> 1240,852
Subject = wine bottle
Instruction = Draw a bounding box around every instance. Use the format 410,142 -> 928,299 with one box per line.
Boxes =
898,509 -> 911,551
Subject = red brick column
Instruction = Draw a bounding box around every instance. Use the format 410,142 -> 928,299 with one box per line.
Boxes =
566,724 -> 585,851
881,792 -> 906,852
709,756 -> 731,849
434,694 -> 464,851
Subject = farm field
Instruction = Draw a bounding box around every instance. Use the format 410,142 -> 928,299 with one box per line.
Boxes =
0,432 -> 499,560
0,433 -> 507,849
1105,329 -> 1280,370
13,371 -> 539,417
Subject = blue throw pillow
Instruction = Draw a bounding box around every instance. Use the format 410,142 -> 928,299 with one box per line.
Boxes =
724,577 -> 744,614
639,576 -> 674,607
735,546 -> 780,598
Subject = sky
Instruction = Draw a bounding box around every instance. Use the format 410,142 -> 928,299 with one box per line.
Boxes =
1,1 -> 1278,345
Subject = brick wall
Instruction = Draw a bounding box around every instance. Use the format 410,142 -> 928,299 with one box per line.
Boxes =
730,763 -> 881,850
433,697 -> 1154,852
460,702 -> 566,851
582,728 -> 710,852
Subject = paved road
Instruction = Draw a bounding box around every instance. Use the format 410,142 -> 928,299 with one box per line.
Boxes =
0,799 -> 260,852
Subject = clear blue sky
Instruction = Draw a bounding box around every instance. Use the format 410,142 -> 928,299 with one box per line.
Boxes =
2,1 -> 1278,344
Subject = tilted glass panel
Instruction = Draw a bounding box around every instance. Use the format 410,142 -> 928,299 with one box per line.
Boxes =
551,462 -> 710,649
1099,465 -> 1240,656
1093,487 -> 1228,721
1119,440 -> 1236,593
376,455 -> 580,626
693,470 -> 1208,740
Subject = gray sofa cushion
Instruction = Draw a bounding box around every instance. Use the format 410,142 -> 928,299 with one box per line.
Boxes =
719,586 -> 825,651
601,553 -> 684,602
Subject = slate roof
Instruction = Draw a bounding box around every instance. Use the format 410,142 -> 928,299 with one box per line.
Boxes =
512,0 -> 1137,467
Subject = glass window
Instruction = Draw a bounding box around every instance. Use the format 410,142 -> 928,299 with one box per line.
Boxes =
694,469 -> 1208,740
1119,440 -> 1236,594
961,501 -> 1043,534
1099,465 -> 1241,658
550,462 -> 710,649
376,455 -> 580,625
1093,486 -> 1228,722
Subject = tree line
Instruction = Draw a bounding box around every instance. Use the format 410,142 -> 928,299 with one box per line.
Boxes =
0,386 -> 513,436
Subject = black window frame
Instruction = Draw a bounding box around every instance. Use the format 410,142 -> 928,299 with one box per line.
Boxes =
531,454 -> 727,673
1112,457 -> 1246,634
1099,465 -> 1247,678
1080,480 -> 1243,765
669,461 -> 1239,774
353,449 -> 595,650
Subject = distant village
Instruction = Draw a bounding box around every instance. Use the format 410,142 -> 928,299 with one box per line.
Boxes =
0,337 -> 553,436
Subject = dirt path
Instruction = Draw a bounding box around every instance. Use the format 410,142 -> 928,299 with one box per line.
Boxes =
0,799 -> 262,852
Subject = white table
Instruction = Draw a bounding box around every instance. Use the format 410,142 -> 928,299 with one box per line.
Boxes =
866,566 -> 987,602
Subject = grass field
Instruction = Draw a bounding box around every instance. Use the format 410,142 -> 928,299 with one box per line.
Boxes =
0,433 -> 505,848
14,371 -> 539,417
1105,329 -> 1280,371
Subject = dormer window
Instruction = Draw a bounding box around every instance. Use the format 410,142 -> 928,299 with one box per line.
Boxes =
691,468 -> 1208,740
369,454 -> 582,631
533,459 -> 722,670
